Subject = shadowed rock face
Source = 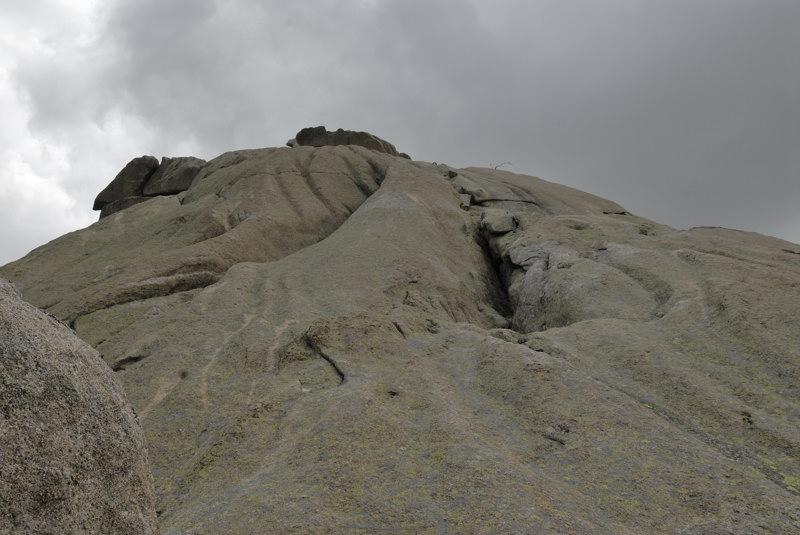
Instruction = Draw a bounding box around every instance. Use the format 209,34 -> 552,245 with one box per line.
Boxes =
3,141 -> 800,534
95,156 -> 207,219
0,278 -> 158,535
287,126 -> 410,158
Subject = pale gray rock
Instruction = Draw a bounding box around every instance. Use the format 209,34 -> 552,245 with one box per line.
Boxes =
0,278 -> 158,535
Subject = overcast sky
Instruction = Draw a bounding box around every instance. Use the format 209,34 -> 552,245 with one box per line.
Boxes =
1,0 -> 798,265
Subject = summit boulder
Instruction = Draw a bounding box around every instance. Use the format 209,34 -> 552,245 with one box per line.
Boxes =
287,126 -> 410,158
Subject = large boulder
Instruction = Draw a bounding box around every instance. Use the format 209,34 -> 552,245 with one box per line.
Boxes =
143,157 -> 206,196
95,156 -> 207,219
0,278 -> 158,534
93,156 -> 159,211
287,126 -> 410,158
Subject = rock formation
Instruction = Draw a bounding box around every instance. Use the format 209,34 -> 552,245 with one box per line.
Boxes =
0,278 -> 158,534
2,131 -> 799,534
143,157 -> 206,197
94,156 -> 207,219
287,125 -> 410,158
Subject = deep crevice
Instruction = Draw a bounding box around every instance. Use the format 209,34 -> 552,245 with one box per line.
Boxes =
473,217 -> 513,324
66,271 -> 220,328
476,198 -> 541,207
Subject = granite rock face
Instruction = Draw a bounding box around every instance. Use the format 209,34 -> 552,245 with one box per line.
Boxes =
0,278 -> 158,535
3,139 -> 799,534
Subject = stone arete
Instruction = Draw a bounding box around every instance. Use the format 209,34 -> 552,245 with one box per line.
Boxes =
287,126 -> 411,158
0,278 -> 159,534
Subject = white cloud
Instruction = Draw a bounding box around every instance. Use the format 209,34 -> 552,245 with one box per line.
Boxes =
0,0 -> 162,264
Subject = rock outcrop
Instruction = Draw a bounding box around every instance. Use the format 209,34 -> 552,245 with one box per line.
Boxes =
94,156 -> 207,219
0,278 -> 158,534
93,156 -> 159,211
287,126 -> 410,158
2,136 -> 799,534
142,157 -> 206,197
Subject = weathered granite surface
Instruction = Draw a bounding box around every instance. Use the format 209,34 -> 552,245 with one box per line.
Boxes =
3,140 -> 799,534
0,278 -> 158,535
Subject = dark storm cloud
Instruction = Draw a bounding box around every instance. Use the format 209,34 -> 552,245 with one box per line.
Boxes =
3,0 -> 799,265
92,0 -> 498,156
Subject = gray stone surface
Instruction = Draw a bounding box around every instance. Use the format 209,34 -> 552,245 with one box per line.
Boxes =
100,196 -> 152,219
143,157 -> 206,196
480,209 -> 517,234
288,126 -> 409,158
94,156 -> 159,211
0,278 -> 158,535
3,145 -> 800,534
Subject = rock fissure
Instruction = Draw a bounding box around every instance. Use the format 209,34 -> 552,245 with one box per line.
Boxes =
303,332 -> 346,384
66,270 -> 220,327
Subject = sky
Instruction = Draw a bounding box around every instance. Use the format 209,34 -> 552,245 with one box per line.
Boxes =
1,0 -> 798,265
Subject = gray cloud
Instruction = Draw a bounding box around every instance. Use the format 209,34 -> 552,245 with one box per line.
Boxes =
2,0 -> 798,265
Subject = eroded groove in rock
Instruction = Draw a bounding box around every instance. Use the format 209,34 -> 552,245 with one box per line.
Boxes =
472,218 -> 513,324
111,354 -> 148,371
607,263 -> 674,318
304,329 -> 346,384
67,270 -> 220,325
477,197 -> 542,206
295,151 -> 340,216
274,170 -> 309,220
311,341 -> 346,384
336,152 -> 380,197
